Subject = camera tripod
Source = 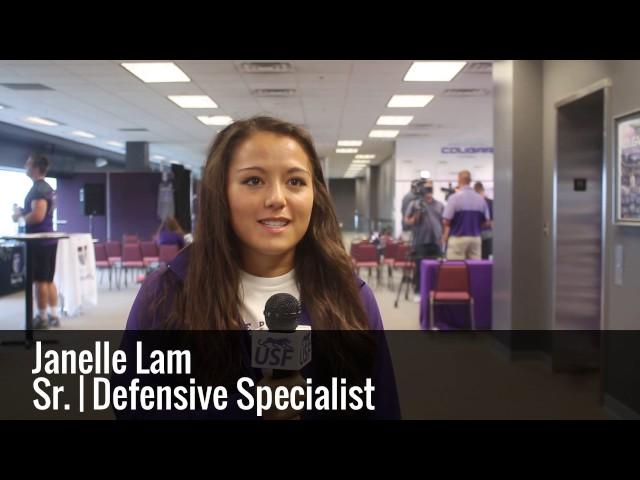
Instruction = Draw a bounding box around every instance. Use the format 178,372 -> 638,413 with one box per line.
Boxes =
394,250 -> 416,308
393,248 -> 446,308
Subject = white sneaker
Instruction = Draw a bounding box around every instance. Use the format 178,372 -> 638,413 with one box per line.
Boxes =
412,294 -> 421,303
48,314 -> 61,327
32,315 -> 49,329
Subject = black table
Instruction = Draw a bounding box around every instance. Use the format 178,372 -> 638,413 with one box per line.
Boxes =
0,233 -> 69,348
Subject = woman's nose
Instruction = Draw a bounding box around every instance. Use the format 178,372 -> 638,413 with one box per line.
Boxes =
264,182 -> 286,209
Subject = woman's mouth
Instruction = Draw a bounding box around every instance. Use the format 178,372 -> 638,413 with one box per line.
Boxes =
258,219 -> 291,232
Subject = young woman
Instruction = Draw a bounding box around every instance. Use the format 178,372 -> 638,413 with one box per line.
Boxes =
125,116 -> 400,420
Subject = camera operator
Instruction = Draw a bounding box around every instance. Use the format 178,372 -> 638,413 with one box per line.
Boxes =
404,180 -> 444,302
400,179 -> 426,242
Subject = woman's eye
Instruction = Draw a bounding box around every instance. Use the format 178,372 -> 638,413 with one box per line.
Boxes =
288,177 -> 306,187
243,177 -> 262,186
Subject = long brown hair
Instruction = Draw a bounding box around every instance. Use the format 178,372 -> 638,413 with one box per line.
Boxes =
165,116 -> 370,331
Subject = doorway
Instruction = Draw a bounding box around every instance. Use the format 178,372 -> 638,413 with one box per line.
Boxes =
553,86 -> 606,370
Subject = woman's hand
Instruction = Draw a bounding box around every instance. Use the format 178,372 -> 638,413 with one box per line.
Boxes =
258,371 -> 306,420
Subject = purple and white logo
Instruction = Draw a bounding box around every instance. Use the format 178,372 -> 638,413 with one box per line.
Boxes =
255,337 -> 294,368
251,327 -> 312,371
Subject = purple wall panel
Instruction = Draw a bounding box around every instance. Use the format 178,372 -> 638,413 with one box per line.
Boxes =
109,172 -> 161,241
56,174 -> 107,241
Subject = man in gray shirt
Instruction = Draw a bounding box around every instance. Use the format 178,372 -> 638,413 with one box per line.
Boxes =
404,181 -> 444,300
400,178 -> 426,242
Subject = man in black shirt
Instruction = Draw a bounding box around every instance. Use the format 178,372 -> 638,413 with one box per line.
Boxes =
404,180 -> 444,301
400,178 -> 426,242
12,154 -> 60,329
474,181 -> 493,260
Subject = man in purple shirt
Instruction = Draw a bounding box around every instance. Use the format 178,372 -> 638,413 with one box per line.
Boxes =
11,154 -> 60,328
441,170 -> 491,260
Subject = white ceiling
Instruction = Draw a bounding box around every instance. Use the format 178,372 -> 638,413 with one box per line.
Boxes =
0,60 -> 493,178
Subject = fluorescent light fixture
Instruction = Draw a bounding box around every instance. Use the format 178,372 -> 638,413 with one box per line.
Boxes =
387,95 -> 434,108
353,159 -> 371,164
71,130 -> 96,139
377,115 -> 413,126
151,155 -> 166,161
25,116 -> 59,127
168,95 -> 218,108
95,158 -> 108,168
106,140 -> 124,147
336,148 -> 358,154
337,140 -> 362,147
369,130 -> 399,138
197,115 -> 233,126
121,62 -> 190,83
420,170 -> 431,179
404,61 -> 467,82
355,154 -> 376,160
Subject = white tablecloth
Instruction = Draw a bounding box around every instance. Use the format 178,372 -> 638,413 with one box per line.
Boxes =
53,233 -> 98,316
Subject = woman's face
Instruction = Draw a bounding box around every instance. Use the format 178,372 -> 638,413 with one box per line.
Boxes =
227,131 -> 314,269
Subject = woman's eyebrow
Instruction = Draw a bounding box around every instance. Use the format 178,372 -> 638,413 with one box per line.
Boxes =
236,166 -> 311,175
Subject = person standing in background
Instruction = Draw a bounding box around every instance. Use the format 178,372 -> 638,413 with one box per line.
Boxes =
404,180 -> 444,301
400,179 -> 425,242
441,170 -> 491,260
157,171 -> 175,222
11,154 -> 60,328
474,181 -> 493,259
155,215 -> 186,250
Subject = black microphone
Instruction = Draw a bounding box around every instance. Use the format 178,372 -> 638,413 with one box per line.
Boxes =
250,293 -> 312,378
265,293 -> 301,378
264,293 -> 300,331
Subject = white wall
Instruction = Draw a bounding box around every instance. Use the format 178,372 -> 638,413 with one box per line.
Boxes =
0,168 -> 58,236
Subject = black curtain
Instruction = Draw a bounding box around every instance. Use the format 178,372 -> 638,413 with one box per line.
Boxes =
171,164 -> 192,233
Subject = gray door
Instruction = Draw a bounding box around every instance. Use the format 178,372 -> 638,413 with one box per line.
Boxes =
553,88 -> 605,370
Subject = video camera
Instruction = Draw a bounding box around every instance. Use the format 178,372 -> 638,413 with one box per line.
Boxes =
413,178 -> 433,197
411,178 -> 426,194
441,183 -> 456,201
418,184 -> 433,196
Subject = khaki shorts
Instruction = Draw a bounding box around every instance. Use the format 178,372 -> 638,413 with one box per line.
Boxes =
446,236 -> 481,260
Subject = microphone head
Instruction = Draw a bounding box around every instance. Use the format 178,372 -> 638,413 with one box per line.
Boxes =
264,293 -> 301,331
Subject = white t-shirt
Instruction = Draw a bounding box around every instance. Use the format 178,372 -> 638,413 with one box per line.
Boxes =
238,269 -> 300,330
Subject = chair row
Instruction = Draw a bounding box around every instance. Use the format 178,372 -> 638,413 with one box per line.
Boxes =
94,242 -> 180,289
350,240 -> 414,288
